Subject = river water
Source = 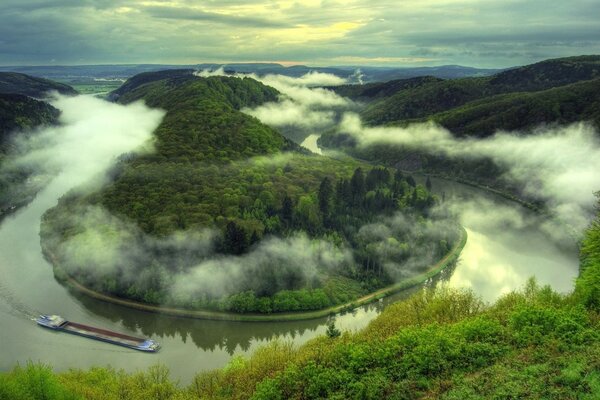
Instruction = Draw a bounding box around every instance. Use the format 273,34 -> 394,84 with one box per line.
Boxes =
0,141 -> 579,384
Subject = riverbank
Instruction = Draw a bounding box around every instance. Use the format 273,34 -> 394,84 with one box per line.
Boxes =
44,226 -> 467,322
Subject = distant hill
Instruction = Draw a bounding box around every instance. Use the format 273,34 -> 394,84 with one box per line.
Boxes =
0,93 -> 59,149
0,63 -> 500,85
0,72 -> 76,98
349,55 -> 600,126
108,69 -> 196,101
430,78 -> 600,137
112,73 -> 294,161
319,55 -> 600,204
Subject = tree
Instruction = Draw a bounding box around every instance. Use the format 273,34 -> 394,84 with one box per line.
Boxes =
318,177 -> 333,216
326,319 -> 341,338
336,179 -> 352,209
224,221 -> 248,255
426,176 -> 432,191
350,168 -> 366,206
280,195 -> 293,226
406,175 -> 416,188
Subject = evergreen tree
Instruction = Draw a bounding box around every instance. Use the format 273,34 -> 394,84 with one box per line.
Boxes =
224,221 -> 248,255
350,168 -> 366,206
318,177 -> 333,217
280,195 -> 293,226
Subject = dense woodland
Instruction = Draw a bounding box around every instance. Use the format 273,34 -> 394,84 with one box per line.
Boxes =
41,73 -> 453,314
329,56 -> 600,128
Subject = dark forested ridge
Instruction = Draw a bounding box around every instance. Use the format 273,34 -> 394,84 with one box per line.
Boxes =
0,72 -> 77,98
335,55 -> 600,127
41,73 -> 454,314
319,56 -> 600,201
0,93 -> 59,149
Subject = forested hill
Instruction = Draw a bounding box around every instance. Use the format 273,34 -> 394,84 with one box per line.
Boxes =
0,93 -> 59,150
108,69 -> 196,101
333,55 -> 600,127
113,73 -> 295,161
41,72 -> 451,314
0,72 -> 77,98
428,78 -> 600,137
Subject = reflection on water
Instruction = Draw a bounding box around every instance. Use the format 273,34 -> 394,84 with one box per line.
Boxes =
0,174 -> 578,383
425,176 -> 579,302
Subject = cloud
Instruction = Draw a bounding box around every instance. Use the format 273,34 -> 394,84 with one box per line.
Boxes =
10,94 -> 165,194
171,233 -> 353,299
197,68 -> 354,140
341,113 -> 600,233
144,5 -> 288,28
1,0 -> 599,66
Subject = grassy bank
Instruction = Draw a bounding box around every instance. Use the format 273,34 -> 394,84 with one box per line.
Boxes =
2,275 -> 598,399
44,226 -> 467,322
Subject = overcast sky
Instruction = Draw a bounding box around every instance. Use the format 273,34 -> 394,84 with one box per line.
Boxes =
1,0 -> 598,68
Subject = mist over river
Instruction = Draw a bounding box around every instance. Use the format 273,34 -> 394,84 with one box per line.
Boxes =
0,167 -> 578,383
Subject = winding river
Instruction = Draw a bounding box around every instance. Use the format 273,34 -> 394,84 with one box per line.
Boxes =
0,138 -> 579,384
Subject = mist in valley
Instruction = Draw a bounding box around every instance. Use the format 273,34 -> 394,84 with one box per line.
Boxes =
1,72 -> 586,309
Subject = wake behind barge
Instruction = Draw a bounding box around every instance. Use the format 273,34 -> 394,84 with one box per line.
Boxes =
36,315 -> 160,352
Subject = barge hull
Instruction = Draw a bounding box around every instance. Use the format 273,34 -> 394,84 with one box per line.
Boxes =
60,322 -> 149,351
35,315 -> 159,352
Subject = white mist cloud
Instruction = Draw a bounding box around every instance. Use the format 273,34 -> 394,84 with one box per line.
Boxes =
11,94 -> 165,194
53,205 -> 217,284
171,233 -> 353,299
196,68 -> 353,132
341,113 -> 600,233
247,99 -> 335,128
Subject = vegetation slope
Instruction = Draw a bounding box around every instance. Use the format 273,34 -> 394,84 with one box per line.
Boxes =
0,72 -> 77,98
319,55 -> 600,200
331,55 -> 600,127
41,72 -> 451,314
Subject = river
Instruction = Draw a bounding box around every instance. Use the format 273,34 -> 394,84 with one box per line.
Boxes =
0,140 -> 579,384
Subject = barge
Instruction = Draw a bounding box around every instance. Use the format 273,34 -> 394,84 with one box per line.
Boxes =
36,315 -> 160,352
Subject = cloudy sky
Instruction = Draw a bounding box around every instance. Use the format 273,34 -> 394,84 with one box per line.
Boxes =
1,0 -> 599,67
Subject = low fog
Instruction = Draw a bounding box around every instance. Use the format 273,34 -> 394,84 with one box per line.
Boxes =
49,203 -> 355,300
196,68 -> 356,141
4,94 -> 164,196
339,114 -> 600,234
20,73 -> 593,306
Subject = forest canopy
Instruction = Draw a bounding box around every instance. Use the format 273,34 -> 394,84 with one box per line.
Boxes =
41,74 -> 458,314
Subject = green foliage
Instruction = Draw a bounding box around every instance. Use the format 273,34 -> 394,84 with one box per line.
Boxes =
0,362 -> 79,400
355,55 -> 600,127
0,72 -> 77,97
576,194 -> 600,310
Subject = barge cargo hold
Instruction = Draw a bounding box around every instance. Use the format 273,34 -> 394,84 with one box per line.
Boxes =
36,315 -> 160,352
